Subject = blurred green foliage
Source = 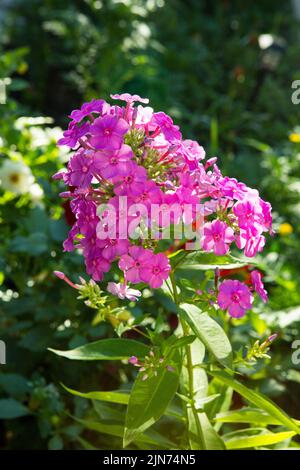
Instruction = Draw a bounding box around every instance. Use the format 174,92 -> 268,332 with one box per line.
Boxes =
1,0 -> 300,449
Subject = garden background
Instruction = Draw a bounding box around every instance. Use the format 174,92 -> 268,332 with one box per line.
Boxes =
1,0 -> 300,450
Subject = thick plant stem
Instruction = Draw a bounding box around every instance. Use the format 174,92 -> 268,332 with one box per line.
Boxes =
169,271 -> 205,449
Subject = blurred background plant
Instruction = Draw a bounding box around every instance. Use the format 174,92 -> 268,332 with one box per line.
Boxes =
0,0 -> 300,449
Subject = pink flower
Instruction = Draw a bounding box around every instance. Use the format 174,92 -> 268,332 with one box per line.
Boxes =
218,177 -> 248,200
140,252 -> 171,288
58,121 -> 90,148
178,139 -> 205,170
233,200 -> 260,230
134,180 -> 163,208
119,246 -> 153,284
98,238 -> 130,261
113,163 -> 147,196
110,93 -> 149,104
95,144 -> 133,179
107,282 -> 141,301
251,270 -> 268,303
134,105 -> 154,127
259,199 -> 273,234
69,99 -> 107,123
202,220 -> 234,255
217,279 -> 253,318
152,112 -> 182,141
64,149 -> 96,188
90,115 -> 129,150
236,230 -> 265,257
85,251 -> 111,281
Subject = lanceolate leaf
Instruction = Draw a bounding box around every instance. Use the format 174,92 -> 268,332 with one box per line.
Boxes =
61,384 -> 129,404
123,351 -> 181,447
225,430 -> 296,450
49,338 -> 150,361
74,416 -> 175,449
209,371 -> 300,434
179,303 -> 232,368
0,398 -> 30,419
177,251 -> 254,271
216,407 -> 300,426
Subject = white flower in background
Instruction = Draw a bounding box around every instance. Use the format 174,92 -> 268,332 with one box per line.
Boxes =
0,159 -> 34,195
29,182 -> 44,203
28,126 -> 63,148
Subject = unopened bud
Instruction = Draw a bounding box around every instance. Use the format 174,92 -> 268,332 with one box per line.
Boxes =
128,356 -> 138,365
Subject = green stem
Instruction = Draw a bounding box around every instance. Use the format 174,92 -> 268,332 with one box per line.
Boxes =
169,271 -> 205,449
131,326 -> 151,340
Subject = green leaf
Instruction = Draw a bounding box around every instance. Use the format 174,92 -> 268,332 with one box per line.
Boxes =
123,351 -> 181,447
162,335 -> 196,354
76,436 -> 98,450
188,410 -> 225,450
177,251 -> 252,271
0,373 -> 30,398
73,417 -> 175,449
49,338 -> 150,361
225,431 -> 296,450
0,398 -> 30,419
215,407 -> 300,426
179,303 -> 232,368
206,378 -> 233,431
61,384 -> 129,405
209,371 -> 300,434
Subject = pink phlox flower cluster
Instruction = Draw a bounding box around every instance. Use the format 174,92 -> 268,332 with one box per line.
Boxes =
54,92 -> 273,297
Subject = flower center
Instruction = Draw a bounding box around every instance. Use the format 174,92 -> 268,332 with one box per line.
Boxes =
125,175 -> 133,184
231,293 -> 240,303
82,166 -> 88,173
153,266 -> 160,275
110,157 -> 118,165
104,128 -> 112,136
9,173 -> 20,183
134,261 -> 141,268
213,233 -> 221,241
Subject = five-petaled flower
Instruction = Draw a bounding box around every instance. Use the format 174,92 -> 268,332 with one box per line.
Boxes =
217,279 -> 253,318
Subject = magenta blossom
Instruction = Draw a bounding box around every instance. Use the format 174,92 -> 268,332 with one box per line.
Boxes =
236,230 -> 265,257
179,139 -> 205,170
113,163 -> 147,196
90,115 -> 129,150
64,150 -> 96,188
58,121 -> 90,148
107,282 -> 141,301
95,144 -> 133,180
134,180 -> 163,208
98,238 -> 130,261
69,99 -> 107,123
153,112 -> 182,141
251,270 -> 268,303
85,251 -> 111,281
202,220 -> 234,255
110,93 -> 149,104
140,252 -> 171,288
217,279 -> 253,318
119,246 -> 153,284
233,200 -> 260,230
